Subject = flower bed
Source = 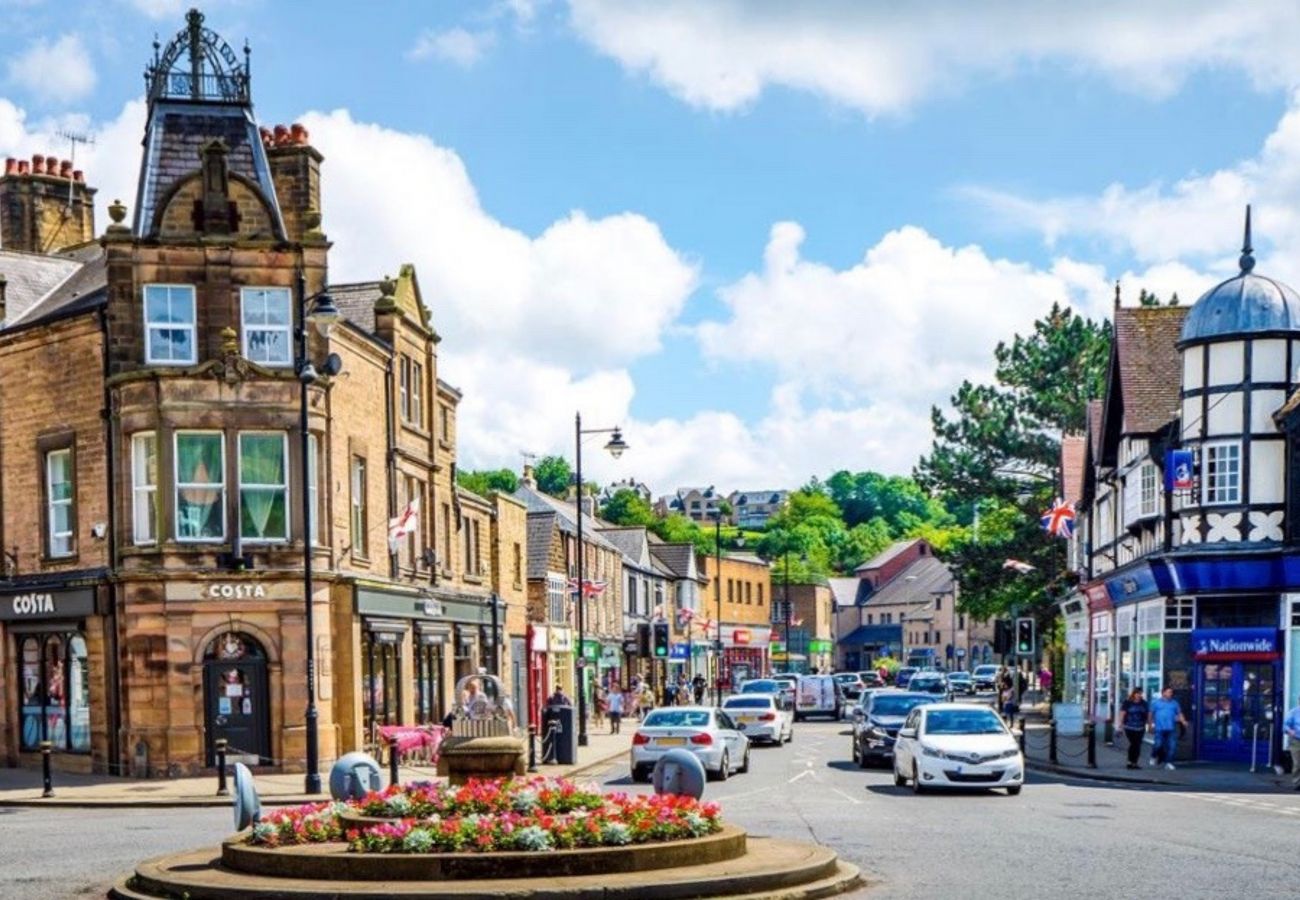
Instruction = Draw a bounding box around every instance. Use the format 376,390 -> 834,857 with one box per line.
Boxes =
245,777 -> 723,855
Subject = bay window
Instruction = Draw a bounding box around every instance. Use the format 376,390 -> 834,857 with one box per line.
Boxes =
175,432 -> 224,540
239,433 -> 288,542
132,433 -> 158,544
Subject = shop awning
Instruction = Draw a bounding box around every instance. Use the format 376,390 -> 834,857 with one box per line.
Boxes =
769,652 -> 807,662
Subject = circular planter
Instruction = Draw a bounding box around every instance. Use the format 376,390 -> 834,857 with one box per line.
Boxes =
224,824 -> 747,880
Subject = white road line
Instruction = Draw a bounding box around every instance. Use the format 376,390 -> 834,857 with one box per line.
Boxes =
830,787 -> 862,806
789,769 -> 816,784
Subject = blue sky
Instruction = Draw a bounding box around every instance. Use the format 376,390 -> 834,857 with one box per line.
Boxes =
3,1 -> 1300,493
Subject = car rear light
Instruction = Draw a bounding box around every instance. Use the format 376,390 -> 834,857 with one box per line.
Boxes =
632,732 -> 650,746
759,712 -> 776,721
689,733 -> 713,745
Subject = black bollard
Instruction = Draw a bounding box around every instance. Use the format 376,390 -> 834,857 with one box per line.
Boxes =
1049,719 -> 1058,764
40,740 -> 53,798
215,739 -> 229,796
1017,717 -> 1026,753
1085,721 -> 1097,769
389,736 -> 400,788
527,724 -> 538,773
1103,718 -> 1115,746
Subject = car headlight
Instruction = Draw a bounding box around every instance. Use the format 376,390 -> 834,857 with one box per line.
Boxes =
997,748 -> 1022,760
866,725 -> 889,739
920,744 -> 947,759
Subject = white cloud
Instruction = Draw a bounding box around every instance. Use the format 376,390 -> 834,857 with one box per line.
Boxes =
408,27 -> 497,67
6,34 -> 96,105
566,0 -> 1300,116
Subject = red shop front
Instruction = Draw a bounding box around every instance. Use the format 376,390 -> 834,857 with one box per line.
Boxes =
718,625 -> 771,690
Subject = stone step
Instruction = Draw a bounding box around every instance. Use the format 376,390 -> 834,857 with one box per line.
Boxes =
110,836 -> 858,900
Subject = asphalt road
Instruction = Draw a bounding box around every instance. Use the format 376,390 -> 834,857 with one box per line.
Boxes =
4,718 -> 1300,899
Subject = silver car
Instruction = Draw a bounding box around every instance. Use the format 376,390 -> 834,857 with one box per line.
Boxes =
630,706 -> 751,782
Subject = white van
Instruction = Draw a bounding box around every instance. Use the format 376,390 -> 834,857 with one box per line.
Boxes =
794,674 -> 842,721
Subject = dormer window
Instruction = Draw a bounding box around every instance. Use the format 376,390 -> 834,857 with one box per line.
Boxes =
241,287 -> 292,366
1202,441 -> 1241,505
144,284 -> 196,365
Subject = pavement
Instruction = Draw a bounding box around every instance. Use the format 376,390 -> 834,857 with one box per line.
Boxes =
0,723 -> 631,808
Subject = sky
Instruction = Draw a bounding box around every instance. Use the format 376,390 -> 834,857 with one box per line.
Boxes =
2,0 -> 1299,497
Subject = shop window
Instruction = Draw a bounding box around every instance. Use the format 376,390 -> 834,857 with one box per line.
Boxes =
1202,442 -> 1241,505
362,632 -> 402,747
239,433 -> 288,542
45,448 -> 74,558
350,456 -> 368,557
414,641 -> 444,725
17,633 -> 89,752
175,432 -> 224,541
144,284 -> 196,365
131,432 -> 157,545
240,287 -> 292,366
1165,597 -> 1194,631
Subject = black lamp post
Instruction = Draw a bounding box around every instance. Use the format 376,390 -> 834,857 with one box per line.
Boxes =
295,268 -> 341,795
712,512 -> 723,706
573,412 -> 627,747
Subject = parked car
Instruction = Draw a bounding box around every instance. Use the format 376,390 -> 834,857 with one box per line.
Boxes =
892,703 -> 1024,795
945,671 -> 975,696
858,671 -> 884,688
907,672 -> 949,696
770,673 -> 799,707
851,690 -> 941,767
895,667 -> 919,688
832,672 -> 866,701
721,694 -> 794,744
630,707 -> 751,783
738,678 -> 783,696
794,673 -> 843,721
972,664 -> 1000,692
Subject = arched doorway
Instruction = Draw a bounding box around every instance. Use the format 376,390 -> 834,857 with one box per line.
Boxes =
202,632 -> 270,766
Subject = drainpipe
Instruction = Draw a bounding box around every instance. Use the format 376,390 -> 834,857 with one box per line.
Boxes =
98,304 -> 122,776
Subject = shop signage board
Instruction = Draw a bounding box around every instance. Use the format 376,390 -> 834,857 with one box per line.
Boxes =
808,639 -> 832,654
1104,564 -> 1160,604
669,644 -> 689,660
0,586 -> 96,621
1191,627 -> 1280,661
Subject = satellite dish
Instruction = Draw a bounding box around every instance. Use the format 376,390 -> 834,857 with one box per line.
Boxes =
232,762 -> 262,831
652,749 -> 706,799
329,752 -> 382,801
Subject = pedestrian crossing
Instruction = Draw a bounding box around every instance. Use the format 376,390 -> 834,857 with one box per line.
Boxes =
1170,791 -> 1300,818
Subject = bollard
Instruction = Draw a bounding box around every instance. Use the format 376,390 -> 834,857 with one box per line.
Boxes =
388,736 -> 400,788
1016,717 -> 1026,753
527,724 -> 538,773
1049,719 -> 1058,765
40,741 -> 53,798
215,739 -> 229,796
1085,721 -> 1097,769
1250,723 -> 1260,773
1103,718 -> 1115,746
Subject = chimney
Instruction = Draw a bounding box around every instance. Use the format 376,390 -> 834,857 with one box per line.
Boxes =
0,155 -> 97,254
522,464 -> 536,488
263,122 -> 324,243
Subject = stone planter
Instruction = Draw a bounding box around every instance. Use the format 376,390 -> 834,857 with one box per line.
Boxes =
435,735 -> 526,785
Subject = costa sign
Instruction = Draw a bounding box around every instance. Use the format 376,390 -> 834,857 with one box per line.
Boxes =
0,586 -> 96,621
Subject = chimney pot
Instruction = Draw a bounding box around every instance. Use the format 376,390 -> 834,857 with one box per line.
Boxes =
3,158 -> 15,176
259,127 -> 273,147
59,159 -> 72,178
291,123 -> 308,144
31,154 -> 44,171
273,124 -> 290,146
16,161 -> 29,175
45,157 -> 59,176
73,170 -> 84,183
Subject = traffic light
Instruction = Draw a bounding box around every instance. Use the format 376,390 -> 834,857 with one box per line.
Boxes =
1015,617 -> 1035,656
652,622 -> 670,658
993,619 -> 1012,654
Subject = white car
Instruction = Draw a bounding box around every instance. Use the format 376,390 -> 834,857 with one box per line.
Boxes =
722,694 -> 793,744
892,703 -> 1024,796
630,706 -> 751,783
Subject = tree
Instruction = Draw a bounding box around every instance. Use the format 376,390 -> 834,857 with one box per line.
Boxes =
651,514 -> 713,556
533,455 -> 572,498
456,468 -> 519,498
600,489 -> 657,527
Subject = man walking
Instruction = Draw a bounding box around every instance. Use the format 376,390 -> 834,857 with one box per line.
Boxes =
607,683 -> 625,734
1284,693 -> 1300,790
1149,686 -> 1188,770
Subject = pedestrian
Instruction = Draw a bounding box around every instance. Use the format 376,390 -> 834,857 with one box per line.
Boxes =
1119,687 -> 1149,770
1149,686 -> 1188,770
1283,693 -> 1300,791
607,683 -> 625,734
546,687 -> 572,708
877,663 -> 888,685
1000,682 -> 1019,723
1039,667 -> 1053,699
663,680 -> 676,707
693,673 -> 706,704
640,682 -> 655,716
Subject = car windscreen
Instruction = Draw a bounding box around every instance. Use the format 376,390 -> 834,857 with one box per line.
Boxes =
947,673 -> 971,680
832,674 -> 857,682
870,695 -> 935,716
910,678 -> 943,688
723,697 -> 773,709
973,666 -> 998,676
925,709 -> 1006,735
741,681 -> 778,693
643,710 -> 712,728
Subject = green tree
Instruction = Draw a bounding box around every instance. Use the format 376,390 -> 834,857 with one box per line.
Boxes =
456,468 -> 519,498
767,486 -> 842,529
651,513 -> 713,556
533,455 -> 572,498
599,489 -> 657,527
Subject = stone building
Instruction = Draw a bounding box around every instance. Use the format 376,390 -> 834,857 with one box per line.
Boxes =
0,10 -> 522,777
701,553 -> 773,687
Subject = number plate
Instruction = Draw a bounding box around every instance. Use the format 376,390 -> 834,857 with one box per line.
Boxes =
656,737 -> 686,746
737,716 -> 757,723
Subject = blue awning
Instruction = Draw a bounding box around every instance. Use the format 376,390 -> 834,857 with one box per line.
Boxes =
838,624 -> 902,646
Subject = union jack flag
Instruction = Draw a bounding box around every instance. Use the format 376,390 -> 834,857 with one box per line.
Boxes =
566,578 -> 607,598
1041,498 -> 1075,539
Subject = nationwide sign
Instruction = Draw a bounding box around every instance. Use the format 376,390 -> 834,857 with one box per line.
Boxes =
1191,627 -> 1279,661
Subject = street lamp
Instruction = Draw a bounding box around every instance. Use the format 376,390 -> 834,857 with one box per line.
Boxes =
573,412 -> 626,747
296,268 -> 342,796
712,511 -> 724,705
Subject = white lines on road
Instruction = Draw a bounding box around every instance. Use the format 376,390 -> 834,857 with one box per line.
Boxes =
830,787 -> 862,806
1170,791 -> 1300,819
789,769 -> 816,784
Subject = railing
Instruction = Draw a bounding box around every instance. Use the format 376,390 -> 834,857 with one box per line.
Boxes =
149,71 -> 249,103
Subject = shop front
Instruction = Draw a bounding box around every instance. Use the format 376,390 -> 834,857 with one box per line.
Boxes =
548,626 -> 575,704
719,625 -> 769,688
1192,626 -> 1281,763
1058,595 -> 1089,706
1,579 -> 106,770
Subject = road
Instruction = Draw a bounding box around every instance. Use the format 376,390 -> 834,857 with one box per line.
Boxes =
3,719 -> 1300,898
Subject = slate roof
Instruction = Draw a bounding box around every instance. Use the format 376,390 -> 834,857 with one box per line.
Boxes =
1086,399 -> 1104,460
513,483 -> 620,554
526,512 -> 558,580
1059,434 -> 1087,505
648,543 -> 695,579
0,244 -> 108,328
853,540 -> 916,574
860,556 -> 953,607
331,281 -> 382,334
1112,306 -> 1187,433
827,576 -> 865,608
134,102 -> 284,238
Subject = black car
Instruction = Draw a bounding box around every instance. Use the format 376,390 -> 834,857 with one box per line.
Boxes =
850,691 -> 941,767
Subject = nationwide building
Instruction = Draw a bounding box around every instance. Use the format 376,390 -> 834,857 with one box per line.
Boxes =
0,10 -> 525,776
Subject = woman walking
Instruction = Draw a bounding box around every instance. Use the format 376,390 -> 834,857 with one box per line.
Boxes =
1119,687 -> 1149,769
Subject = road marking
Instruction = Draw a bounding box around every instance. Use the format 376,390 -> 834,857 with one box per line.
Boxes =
789,769 -> 816,784
830,787 -> 862,805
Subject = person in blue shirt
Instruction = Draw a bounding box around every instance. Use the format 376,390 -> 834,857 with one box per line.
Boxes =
1284,694 -> 1300,790
1118,687 -> 1149,769
1148,687 -> 1188,770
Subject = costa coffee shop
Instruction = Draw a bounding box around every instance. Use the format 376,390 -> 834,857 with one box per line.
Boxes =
0,576 -> 109,771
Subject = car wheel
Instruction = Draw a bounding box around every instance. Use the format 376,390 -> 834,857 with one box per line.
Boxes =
739,748 -> 750,774
893,765 -> 906,787
1007,786 -> 1022,796
794,712 -> 804,723
911,763 -> 926,794
715,752 -> 730,781
857,742 -> 871,770
631,767 -> 649,784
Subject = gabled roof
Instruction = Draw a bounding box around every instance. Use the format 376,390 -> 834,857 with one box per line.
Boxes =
648,543 -> 695,579
526,513 -> 557,580
860,555 -> 952,607
597,526 -> 651,568
853,540 -> 916,574
827,576 -> 865,608
514,483 -> 620,554
332,281 -> 382,334
1100,306 -> 1186,462
0,245 -> 108,328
